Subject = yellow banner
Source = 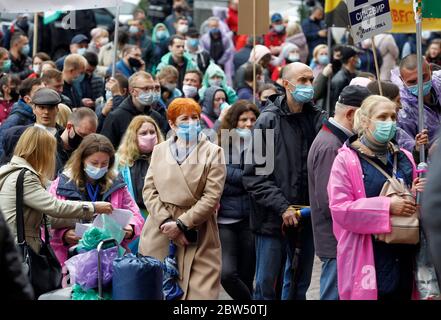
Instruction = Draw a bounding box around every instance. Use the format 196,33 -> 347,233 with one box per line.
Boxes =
389,0 -> 441,33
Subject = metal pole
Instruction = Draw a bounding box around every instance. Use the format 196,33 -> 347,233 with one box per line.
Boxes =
33,13 -> 38,56
371,36 -> 383,96
326,27 -> 332,115
415,1 -> 425,164
112,4 -> 121,78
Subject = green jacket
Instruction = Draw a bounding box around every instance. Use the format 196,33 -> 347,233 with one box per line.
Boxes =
199,62 -> 238,104
154,52 -> 199,76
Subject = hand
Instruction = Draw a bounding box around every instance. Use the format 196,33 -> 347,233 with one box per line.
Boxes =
175,232 -> 189,247
82,98 -> 95,108
106,77 -> 122,96
318,29 -> 327,37
93,202 -> 113,214
218,105 -> 229,121
322,63 -> 333,77
270,46 -> 281,55
160,221 -> 181,240
415,129 -> 429,150
123,225 -> 134,239
102,98 -> 113,116
390,195 -> 416,216
138,59 -> 146,70
63,229 -> 80,246
282,207 -> 299,227
412,177 -> 426,194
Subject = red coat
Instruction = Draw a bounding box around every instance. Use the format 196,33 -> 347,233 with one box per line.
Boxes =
264,30 -> 286,49
0,99 -> 14,125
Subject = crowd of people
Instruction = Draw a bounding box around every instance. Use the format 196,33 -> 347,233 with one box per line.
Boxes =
2,0 -> 441,301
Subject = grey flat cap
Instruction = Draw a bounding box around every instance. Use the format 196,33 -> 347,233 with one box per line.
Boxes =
31,88 -> 62,106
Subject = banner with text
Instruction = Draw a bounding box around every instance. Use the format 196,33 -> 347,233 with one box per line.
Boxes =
0,0 -> 120,13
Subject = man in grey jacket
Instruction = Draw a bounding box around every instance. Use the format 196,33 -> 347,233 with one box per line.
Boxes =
307,85 -> 371,300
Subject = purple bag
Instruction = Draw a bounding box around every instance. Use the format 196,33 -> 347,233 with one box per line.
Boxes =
65,247 -> 118,291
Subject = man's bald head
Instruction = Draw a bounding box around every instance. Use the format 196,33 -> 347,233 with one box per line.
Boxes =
283,62 -> 312,80
400,54 -> 432,88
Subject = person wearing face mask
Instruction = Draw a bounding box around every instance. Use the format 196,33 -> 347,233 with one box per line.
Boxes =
0,47 -> 12,73
116,116 -> 164,221
138,98 -> 226,300
199,62 -> 238,105
55,34 -> 89,72
101,71 -> 169,149
48,133 -> 145,267
0,73 -> 20,124
217,100 -> 259,300
77,51 -> 105,108
164,0 -> 194,35
264,13 -> 287,57
330,45 -> 363,116
151,23 -> 171,72
237,63 -> 264,102
174,16 -> 189,37
200,17 -> 235,85
8,32 -> 32,80
109,45 -> 146,79
182,70 -> 203,102
200,86 -> 228,130
185,27 -> 211,75
308,85 -> 372,300
257,83 -> 279,110
128,20 -> 155,73
156,66 -> 183,109
272,43 -> 301,81
61,54 -> 87,109
242,62 -> 326,300
310,44 -> 329,78
391,54 -> 441,155
301,6 -> 327,59
28,52 -> 50,78
327,95 -> 424,300
88,28 -> 109,55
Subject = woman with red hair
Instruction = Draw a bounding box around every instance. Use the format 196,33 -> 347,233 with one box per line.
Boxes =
138,98 -> 227,299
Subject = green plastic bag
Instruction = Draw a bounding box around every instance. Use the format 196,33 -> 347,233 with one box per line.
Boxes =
71,284 -> 111,300
77,215 -> 125,252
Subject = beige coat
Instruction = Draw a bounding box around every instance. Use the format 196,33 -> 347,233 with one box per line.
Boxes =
0,156 -> 95,252
138,135 -> 226,300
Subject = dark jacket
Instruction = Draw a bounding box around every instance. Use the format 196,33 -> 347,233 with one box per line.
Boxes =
200,86 -> 224,130
237,85 -> 254,101
243,94 -> 326,236
233,45 -> 252,71
101,96 -> 169,148
0,100 -> 35,159
301,18 -> 327,56
0,211 -> 34,300
80,73 -> 104,101
307,120 -> 350,259
313,72 -> 330,111
9,52 -> 33,80
330,68 -> 357,115
62,81 -> 82,109
422,142 -> 441,289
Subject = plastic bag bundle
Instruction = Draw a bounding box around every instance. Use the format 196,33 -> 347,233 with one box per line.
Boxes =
163,242 -> 184,300
65,247 -> 118,291
77,227 -> 111,252
112,253 -> 164,300
71,284 -> 111,300
416,232 -> 441,300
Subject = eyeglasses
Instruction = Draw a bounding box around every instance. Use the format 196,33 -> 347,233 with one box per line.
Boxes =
133,85 -> 161,91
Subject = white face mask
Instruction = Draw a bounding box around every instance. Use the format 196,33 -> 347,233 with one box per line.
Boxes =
182,84 -> 198,98
32,64 -> 40,74
177,24 -> 189,34
99,37 -> 109,46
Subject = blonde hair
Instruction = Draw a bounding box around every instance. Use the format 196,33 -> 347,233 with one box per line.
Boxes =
313,44 -> 328,62
64,54 -> 87,71
116,116 -> 164,167
13,126 -> 57,183
128,71 -> 153,89
56,103 -> 72,128
157,65 -> 179,81
64,134 -> 116,194
286,22 -> 301,37
353,95 -> 396,135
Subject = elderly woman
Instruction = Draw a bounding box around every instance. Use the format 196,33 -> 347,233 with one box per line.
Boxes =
138,98 -> 226,300
327,95 -> 424,300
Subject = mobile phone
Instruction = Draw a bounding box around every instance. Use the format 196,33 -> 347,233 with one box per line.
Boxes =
185,229 -> 198,244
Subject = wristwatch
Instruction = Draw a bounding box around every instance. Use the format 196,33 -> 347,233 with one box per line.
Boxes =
176,219 -> 188,233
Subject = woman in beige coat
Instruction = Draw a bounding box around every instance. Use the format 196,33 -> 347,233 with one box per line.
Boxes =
138,98 -> 226,300
0,127 -> 112,253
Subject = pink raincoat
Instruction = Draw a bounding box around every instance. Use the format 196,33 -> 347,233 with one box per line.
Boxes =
48,176 -> 145,267
327,143 -> 416,300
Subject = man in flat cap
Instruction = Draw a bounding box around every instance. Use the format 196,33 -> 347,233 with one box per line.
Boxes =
307,85 -> 372,300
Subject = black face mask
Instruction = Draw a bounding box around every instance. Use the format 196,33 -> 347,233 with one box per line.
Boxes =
10,89 -> 19,101
68,127 -> 83,150
128,57 -> 142,69
331,58 -> 342,74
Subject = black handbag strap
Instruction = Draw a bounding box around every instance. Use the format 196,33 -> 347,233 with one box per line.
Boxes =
16,168 -> 27,245
15,168 -> 51,245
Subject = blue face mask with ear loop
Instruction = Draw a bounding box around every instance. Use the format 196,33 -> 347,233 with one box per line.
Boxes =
286,80 -> 314,103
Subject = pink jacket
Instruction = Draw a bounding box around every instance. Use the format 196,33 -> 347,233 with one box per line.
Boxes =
48,176 -> 145,266
327,144 -> 416,300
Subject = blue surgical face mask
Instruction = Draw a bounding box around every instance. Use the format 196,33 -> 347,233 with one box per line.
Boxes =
355,58 -> 362,69
176,122 -> 202,142
209,28 -> 220,35
84,164 -> 108,180
77,47 -> 87,56
408,80 -> 432,97
288,82 -> 315,103
105,90 -> 112,101
156,30 -> 168,41
236,128 -> 252,138
209,79 -> 222,87
318,55 -> 329,65
137,91 -> 159,106
2,59 -> 11,72
129,26 -> 139,34
188,38 -> 199,48
371,120 -> 397,144
274,24 -> 285,33
21,44 -> 30,56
